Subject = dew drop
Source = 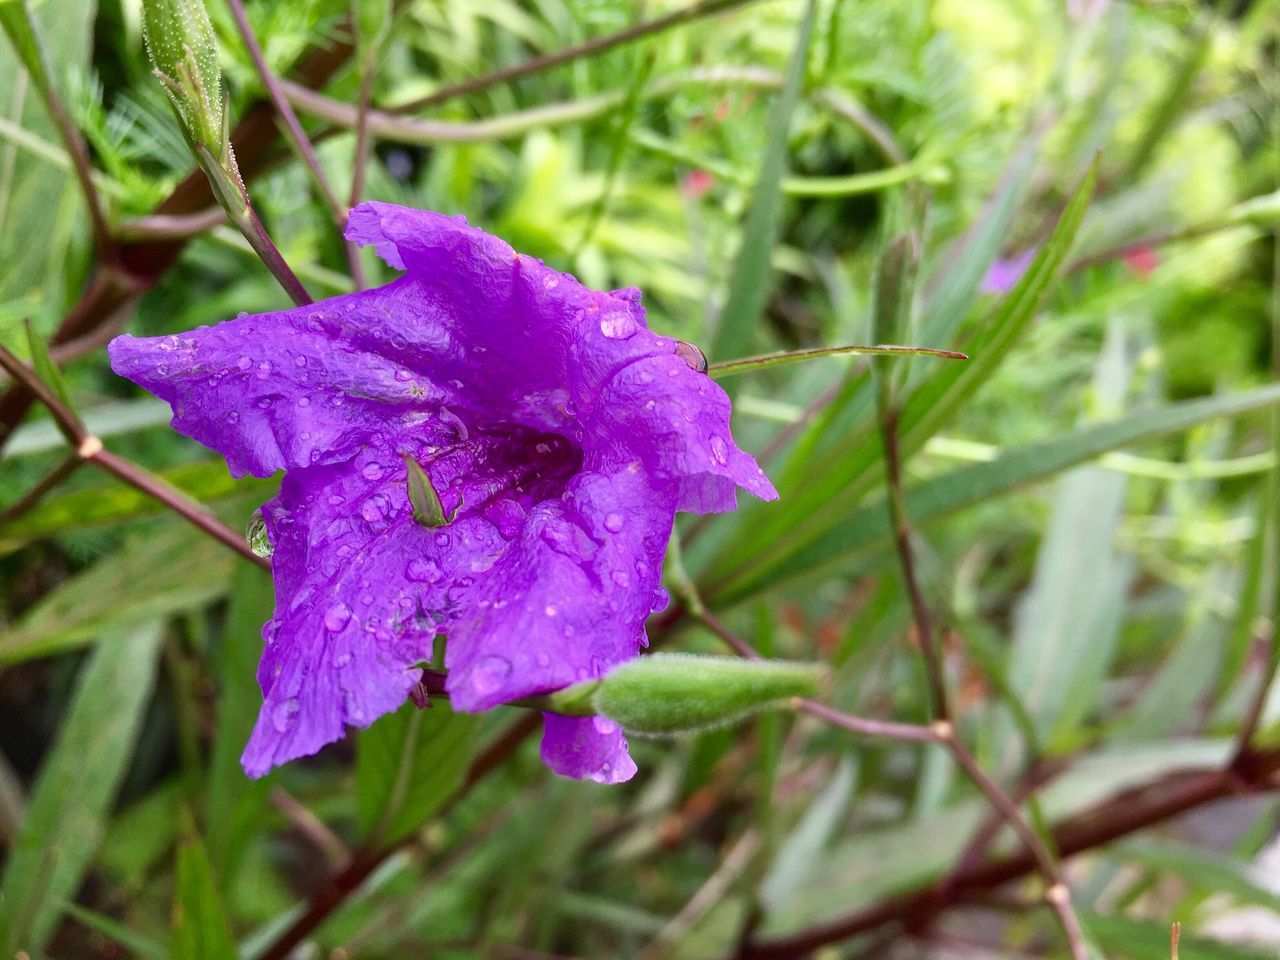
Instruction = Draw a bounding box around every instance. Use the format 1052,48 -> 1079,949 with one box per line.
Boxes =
600,311 -> 637,339
245,508 -> 273,558
593,717 -> 619,735
328,494 -> 345,506
394,368 -> 413,382
227,411 -> 239,424
434,532 -> 451,546
545,604 -> 559,617
471,655 -> 512,696
536,651 -> 551,667
295,356 -> 307,367
236,355 -> 252,371
324,603 -> 352,632
406,558 -> 443,583
334,652 -> 352,668
297,396 -> 311,408
258,397 -> 272,408
612,571 -> 630,589
257,361 -> 272,379
603,513 -> 624,533
361,462 -> 385,481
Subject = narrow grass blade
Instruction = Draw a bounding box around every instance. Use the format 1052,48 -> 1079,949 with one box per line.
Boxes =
172,831 -> 238,960
712,383 -> 1280,605
0,623 -> 162,954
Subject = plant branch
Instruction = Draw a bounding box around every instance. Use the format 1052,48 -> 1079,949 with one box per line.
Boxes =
225,0 -> 362,287
871,363 -> 1087,960
385,0 -> 761,115
0,452 -> 83,526
0,344 -> 267,569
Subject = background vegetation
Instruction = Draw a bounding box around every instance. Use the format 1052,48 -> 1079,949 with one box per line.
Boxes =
1,0 -> 1279,958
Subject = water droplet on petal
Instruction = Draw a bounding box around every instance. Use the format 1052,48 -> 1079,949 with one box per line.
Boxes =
328,494 -> 345,506
334,652 -> 352,668
406,558 -> 442,583
324,603 -> 352,632
258,397 -> 272,408
295,356 -> 307,367
394,369 -> 413,382
545,604 -> 559,617
604,513 -> 624,533
536,651 -> 551,667
593,717 -> 619,735
297,396 -> 311,408
362,462 -> 385,481
599,311 -> 637,339
471,655 -> 512,696
227,411 -> 239,424
257,361 -> 272,379
245,508 -> 273,558
236,355 -> 252,371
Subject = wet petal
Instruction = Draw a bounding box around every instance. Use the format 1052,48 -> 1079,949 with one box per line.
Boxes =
445,466 -> 675,711
541,713 -> 636,784
242,441 -> 510,777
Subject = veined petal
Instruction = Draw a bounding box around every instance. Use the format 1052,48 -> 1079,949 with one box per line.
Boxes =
108,281 -> 470,477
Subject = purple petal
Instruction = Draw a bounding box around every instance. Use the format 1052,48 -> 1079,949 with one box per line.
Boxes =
541,713 -> 636,784
445,466 -> 674,711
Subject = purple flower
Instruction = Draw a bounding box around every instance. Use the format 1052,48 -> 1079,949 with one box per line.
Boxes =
108,203 -> 776,784
979,249 -> 1035,294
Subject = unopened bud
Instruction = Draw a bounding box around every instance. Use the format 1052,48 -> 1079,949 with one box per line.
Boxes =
142,0 -> 223,152
594,653 -> 828,736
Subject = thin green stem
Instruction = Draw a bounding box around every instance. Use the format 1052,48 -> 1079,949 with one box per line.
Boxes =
709,343 -> 967,379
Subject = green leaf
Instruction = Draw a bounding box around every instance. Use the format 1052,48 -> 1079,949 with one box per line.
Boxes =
0,0 -> 95,302
22,317 -> 71,409
708,0 -> 817,365
355,702 -> 479,846
760,756 -> 857,913
1006,324 -> 1133,744
1087,913 -> 1275,960
0,623 -> 162,954
0,460 -> 273,551
713,382 -> 1280,605
0,522 -> 235,666
205,564 -> 274,882
63,903 -> 168,960
172,831 -> 238,960
1111,837 -> 1280,915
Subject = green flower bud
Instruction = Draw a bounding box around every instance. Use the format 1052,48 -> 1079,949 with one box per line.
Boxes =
141,0 -> 223,153
594,653 -> 828,736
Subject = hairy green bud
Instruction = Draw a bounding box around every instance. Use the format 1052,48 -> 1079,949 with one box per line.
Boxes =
594,653 -> 828,737
141,0 -> 223,153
